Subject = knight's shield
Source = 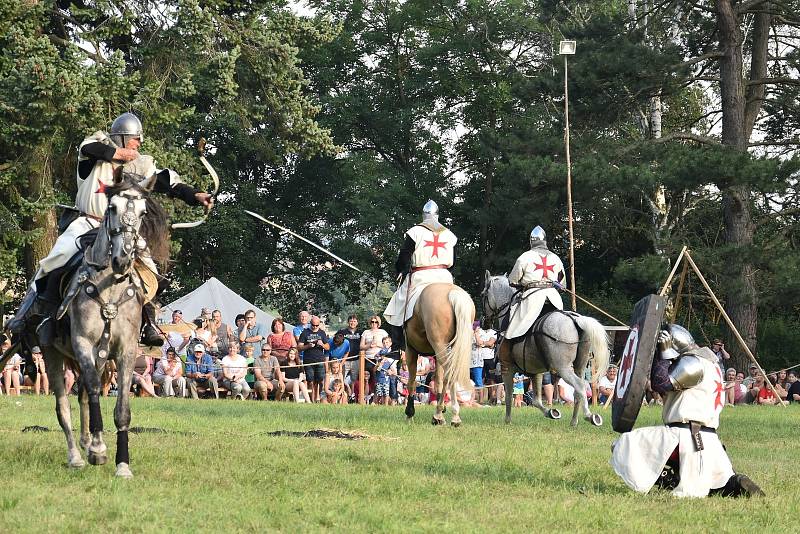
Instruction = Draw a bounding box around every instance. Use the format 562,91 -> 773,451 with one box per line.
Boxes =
611,294 -> 667,433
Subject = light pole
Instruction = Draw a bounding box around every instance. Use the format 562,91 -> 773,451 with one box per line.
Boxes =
559,39 -> 577,312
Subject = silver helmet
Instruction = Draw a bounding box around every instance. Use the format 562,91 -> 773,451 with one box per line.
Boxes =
667,324 -> 697,354
110,112 -> 143,148
423,199 -> 439,217
530,225 -> 547,248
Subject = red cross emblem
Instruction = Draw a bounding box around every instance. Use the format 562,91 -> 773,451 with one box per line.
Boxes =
95,181 -> 107,195
423,233 -> 448,258
713,367 -> 724,409
619,335 -> 636,389
533,254 -> 555,278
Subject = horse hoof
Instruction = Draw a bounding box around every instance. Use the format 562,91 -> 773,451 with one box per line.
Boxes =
88,451 -> 108,466
547,408 -> 562,420
504,417 -> 511,425
68,457 -> 85,469
587,413 -> 603,427
115,463 -> 134,479
451,420 -> 461,428
431,417 -> 445,426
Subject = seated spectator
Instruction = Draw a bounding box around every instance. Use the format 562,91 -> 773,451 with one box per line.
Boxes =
757,374 -> 779,405
254,345 -> 284,401
64,360 -> 77,396
744,370 -> 763,403
243,344 -> 256,393
327,378 -> 346,404
1,336 -> 22,396
772,372 -> 788,401
742,364 -> 759,389
597,365 -> 617,404
153,348 -> 187,398
324,360 -> 348,404
132,347 -> 158,398
282,347 -> 311,403
267,317 -> 296,366
351,368 -> 371,402
102,360 -> 117,397
186,343 -> 220,399
786,370 -> 800,403
456,380 -> 482,408
23,346 -> 48,396
724,367 -> 745,405
558,377 -> 591,405
222,344 -> 251,399
777,369 -> 788,391
513,373 -> 525,407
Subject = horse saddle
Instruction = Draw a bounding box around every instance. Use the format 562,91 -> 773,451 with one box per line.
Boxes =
55,229 -> 99,321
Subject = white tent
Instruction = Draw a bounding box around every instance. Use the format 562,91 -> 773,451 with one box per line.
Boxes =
158,277 -> 288,330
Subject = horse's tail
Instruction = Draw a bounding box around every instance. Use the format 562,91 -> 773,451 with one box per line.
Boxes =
442,287 -> 475,392
574,315 -> 610,382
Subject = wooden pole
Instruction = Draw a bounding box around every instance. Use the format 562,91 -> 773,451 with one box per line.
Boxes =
683,251 -> 785,407
659,245 -> 688,297
358,350 -> 366,405
564,54 -> 577,312
670,260 -> 690,322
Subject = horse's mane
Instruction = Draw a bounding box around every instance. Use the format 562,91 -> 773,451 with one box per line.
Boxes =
106,173 -> 171,272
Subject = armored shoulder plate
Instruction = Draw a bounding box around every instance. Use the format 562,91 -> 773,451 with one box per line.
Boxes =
668,354 -> 704,390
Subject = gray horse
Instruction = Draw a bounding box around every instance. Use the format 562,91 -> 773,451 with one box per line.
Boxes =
481,272 -> 609,427
42,174 -> 166,478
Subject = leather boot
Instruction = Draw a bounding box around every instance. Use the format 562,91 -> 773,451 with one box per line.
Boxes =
710,473 -> 765,497
140,302 -> 163,347
6,287 -> 39,334
387,324 -> 405,350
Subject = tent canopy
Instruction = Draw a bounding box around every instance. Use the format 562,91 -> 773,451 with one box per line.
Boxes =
159,277 -> 289,331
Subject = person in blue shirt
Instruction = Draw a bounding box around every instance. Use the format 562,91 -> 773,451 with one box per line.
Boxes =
293,310 -> 310,360
186,343 -> 220,399
328,332 -> 350,369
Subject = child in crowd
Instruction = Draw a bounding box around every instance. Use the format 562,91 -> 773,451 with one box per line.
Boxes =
324,360 -> 349,403
398,359 -> 410,404
374,336 -> 397,405
282,347 -> 311,403
513,373 -> 525,407
243,344 -> 256,394
327,379 -> 346,404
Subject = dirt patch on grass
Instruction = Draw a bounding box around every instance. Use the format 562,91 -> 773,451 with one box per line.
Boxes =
265,428 -> 369,440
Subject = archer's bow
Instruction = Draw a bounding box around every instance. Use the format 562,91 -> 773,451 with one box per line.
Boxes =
172,137 -> 220,229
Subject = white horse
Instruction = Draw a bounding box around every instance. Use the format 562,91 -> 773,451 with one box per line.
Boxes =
481,272 -> 609,427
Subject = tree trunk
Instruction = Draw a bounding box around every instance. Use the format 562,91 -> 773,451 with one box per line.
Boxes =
22,145 -> 57,280
715,0 -> 766,370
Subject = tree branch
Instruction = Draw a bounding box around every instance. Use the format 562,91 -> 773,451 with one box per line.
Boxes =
736,0 -> 769,14
747,77 -> 800,86
47,34 -> 105,63
652,131 -> 721,145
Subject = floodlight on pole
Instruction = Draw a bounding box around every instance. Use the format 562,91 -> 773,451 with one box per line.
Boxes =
559,40 -> 577,311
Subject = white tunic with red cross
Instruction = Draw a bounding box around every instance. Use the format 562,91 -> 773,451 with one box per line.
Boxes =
383,224 -> 457,327
610,351 -> 735,498
505,247 -> 565,339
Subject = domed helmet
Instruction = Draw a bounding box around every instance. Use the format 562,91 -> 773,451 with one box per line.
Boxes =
667,324 -> 697,354
530,225 -> 547,248
110,112 -> 143,148
422,199 -> 439,223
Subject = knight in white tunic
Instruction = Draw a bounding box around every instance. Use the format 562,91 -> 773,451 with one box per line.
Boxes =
383,200 -> 456,346
503,226 -> 565,340
610,324 -> 764,498
8,113 -> 213,346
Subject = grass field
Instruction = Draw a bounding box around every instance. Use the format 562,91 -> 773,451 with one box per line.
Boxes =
0,395 -> 797,533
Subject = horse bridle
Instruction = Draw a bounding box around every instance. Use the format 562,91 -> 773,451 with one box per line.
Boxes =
480,278 -> 516,327
104,190 -> 147,273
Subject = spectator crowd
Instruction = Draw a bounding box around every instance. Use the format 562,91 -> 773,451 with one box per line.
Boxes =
3,316 -> 800,409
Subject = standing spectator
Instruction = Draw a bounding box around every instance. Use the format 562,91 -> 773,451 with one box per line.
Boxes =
30,346 -> 49,395
243,344 -> 256,393
209,309 -> 234,357
189,317 -> 216,355
470,322 -> 485,401
153,348 -> 186,398
186,343 -> 220,399
162,309 -> 191,359
298,316 -> 330,402
222,345 -> 251,400
513,373 -> 525,407
414,355 -> 432,403
254,345 -> 284,401
328,332 -> 350,369
710,339 -> 730,374
398,358 -> 410,403
597,365 -> 618,404
132,347 -> 158,398
1,336 -> 22,396
360,316 -> 389,360
474,324 -> 497,404
267,317 -> 296,365
374,344 -> 396,406
282,347 -> 311,403
64,361 -> 76,396
238,309 -> 267,355
337,315 -> 362,382
293,310 -> 311,359
786,370 -> 800,403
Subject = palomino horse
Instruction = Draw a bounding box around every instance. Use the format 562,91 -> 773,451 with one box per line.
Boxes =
481,272 -> 609,427
403,283 -> 475,426
41,174 -> 167,478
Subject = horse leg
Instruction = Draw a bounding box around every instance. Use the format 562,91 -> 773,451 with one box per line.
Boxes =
449,382 -> 461,427
432,357 -> 446,426
46,352 -> 84,468
405,349 -> 418,421
526,373 -> 547,415
114,351 -> 134,479
558,367 -> 596,427
497,340 -> 515,424
78,380 -> 91,451
75,342 -> 107,465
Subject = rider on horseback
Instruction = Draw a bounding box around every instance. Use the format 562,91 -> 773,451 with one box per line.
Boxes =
496,226 -> 566,360
383,200 -> 457,348
7,112 -> 213,347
